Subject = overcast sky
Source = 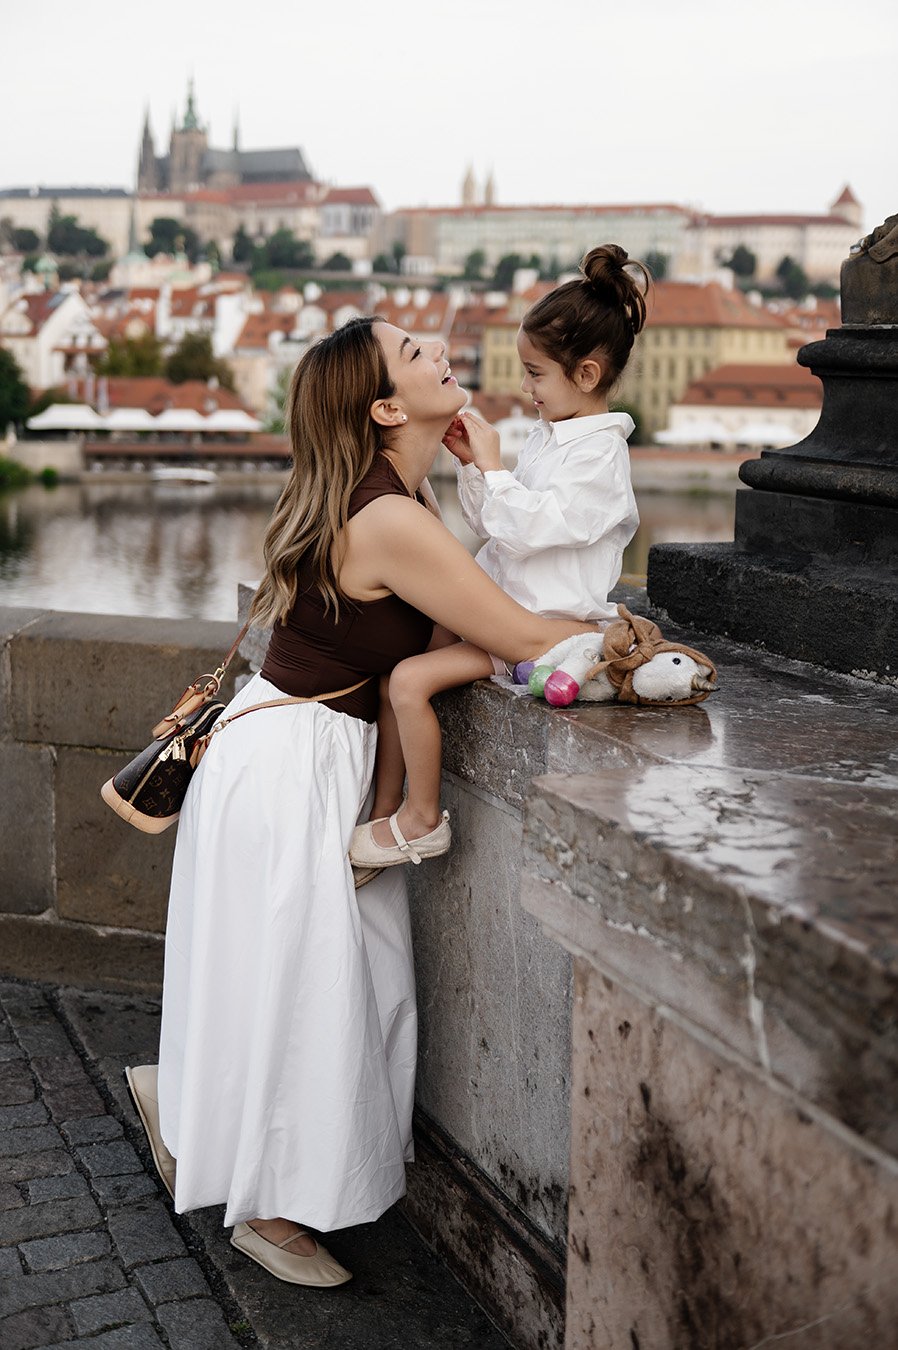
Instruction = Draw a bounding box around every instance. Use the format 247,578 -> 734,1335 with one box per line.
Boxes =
2,0 -> 893,232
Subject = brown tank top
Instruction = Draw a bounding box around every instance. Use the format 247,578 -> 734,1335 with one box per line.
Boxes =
260,455 -> 434,722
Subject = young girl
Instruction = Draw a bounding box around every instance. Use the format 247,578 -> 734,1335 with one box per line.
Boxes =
349,244 -> 649,876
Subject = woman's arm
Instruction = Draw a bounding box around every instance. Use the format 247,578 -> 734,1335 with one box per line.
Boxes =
348,496 -> 595,662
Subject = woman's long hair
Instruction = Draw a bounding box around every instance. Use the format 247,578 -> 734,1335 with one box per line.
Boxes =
250,317 -> 394,627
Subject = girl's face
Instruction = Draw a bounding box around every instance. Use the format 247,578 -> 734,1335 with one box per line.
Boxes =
375,322 -> 466,426
516,328 -> 604,422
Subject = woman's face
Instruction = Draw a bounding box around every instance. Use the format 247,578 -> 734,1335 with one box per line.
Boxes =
374,322 -> 466,426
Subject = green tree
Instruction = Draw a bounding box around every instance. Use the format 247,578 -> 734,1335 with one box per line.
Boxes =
258,229 -> 314,270
540,255 -> 563,281
145,217 -> 201,262
0,347 -> 31,432
321,251 -> 352,272
25,386 -> 72,419
12,227 -> 40,253
264,366 -> 293,434
492,253 -> 523,290
726,244 -> 756,278
91,260 -> 113,282
391,241 -> 406,273
371,253 -> 394,274
610,400 -> 643,445
232,225 -> 254,264
776,255 -> 809,300
164,332 -> 235,391
462,249 -> 486,280
645,250 -> 669,280
97,333 -> 165,377
47,213 -> 108,257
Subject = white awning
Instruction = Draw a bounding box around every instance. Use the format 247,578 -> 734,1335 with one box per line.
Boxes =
736,423 -> 796,447
152,408 -> 209,431
203,408 -> 262,432
26,403 -> 104,431
101,407 -> 158,432
655,420 -> 730,446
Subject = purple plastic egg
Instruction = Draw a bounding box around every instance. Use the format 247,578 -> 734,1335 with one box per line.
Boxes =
544,671 -> 580,707
513,660 -> 536,685
527,665 -> 554,698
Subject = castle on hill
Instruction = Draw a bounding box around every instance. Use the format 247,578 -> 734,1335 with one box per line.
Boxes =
137,80 -> 311,195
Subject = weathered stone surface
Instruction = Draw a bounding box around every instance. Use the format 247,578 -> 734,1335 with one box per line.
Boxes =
55,747 -> 175,932
0,608 -> 46,740
0,744 -> 55,916
648,540 -> 898,679
523,764 -> 898,1153
403,1111 -> 565,1350
106,1202 -> 187,1269
437,682 -> 548,810
0,916 -> 163,993
8,610 -> 246,752
0,1196 -> 101,1246
132,1257 -> 211,1305
0,1302 -> 72,1350
563,965 -> 898,1350
0,1256 -> 126,1319
409,778 -> 572,1249
19,1228 -> 110,1273
155,1298 -> 242,1350
68,1287 -> 152,1336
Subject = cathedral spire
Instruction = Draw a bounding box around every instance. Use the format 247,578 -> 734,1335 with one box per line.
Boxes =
183,76 -> 201,132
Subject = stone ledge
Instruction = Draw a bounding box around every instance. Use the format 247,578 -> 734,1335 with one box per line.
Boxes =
648,540 -> 898,680
522,763 -> 898,1155
0,916 -> 164,993
7,609 -> 247,752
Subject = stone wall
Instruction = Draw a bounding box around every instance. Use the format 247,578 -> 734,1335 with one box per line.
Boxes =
0,606 -> 245,992
6,595 -> 897,1350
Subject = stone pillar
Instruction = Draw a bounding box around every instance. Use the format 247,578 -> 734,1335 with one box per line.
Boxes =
648,213 -> 898,681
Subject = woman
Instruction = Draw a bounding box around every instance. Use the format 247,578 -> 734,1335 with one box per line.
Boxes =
126,317 -> 595,1287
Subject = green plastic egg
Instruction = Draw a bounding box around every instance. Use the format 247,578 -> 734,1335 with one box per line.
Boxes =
528,665 -> 554,698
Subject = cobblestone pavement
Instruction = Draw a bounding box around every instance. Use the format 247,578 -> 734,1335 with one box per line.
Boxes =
0,980 -> 511,1350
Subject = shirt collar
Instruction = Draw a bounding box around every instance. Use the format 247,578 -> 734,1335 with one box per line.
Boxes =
550,411 -> 635,445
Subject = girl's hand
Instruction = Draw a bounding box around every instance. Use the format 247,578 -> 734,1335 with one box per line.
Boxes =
442,416 -> 472,463
451,411 -> 502,474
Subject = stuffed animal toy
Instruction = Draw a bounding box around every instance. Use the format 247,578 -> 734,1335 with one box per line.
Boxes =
513,605 -> 718,708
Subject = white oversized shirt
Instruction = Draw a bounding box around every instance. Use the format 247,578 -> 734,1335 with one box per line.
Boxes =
455,411 -> 638,622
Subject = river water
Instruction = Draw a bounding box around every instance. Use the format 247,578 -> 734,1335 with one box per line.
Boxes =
0,477 -> 737,622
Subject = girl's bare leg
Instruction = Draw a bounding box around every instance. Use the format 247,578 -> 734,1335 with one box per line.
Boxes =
370,675 -> 406,822
369,642 -> 495,848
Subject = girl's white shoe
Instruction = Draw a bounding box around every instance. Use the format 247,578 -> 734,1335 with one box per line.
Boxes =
349,810 -> 451,868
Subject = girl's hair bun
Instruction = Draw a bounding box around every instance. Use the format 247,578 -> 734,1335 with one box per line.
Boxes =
580,244 -> 649,337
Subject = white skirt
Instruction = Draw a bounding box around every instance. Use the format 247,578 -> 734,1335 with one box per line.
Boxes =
156,673 -> 417,1231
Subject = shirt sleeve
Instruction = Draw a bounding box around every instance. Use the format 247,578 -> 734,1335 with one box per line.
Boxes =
478,437 -> 634,559
455,459 -> 489,538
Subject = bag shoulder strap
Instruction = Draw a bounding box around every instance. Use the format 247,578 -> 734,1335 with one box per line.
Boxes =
207,677 -> 371,738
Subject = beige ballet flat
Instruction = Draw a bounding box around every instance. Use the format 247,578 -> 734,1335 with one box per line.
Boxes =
352,863 -> 384,889
349,809 -> 451,868
230,1222 -> 352,1287
124,1064 -> 177,1200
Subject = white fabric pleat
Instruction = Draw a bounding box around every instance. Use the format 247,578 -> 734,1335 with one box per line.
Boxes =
157,673 -> 417,1231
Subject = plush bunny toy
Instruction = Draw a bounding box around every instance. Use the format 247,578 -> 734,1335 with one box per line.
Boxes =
514,605 -> 718,708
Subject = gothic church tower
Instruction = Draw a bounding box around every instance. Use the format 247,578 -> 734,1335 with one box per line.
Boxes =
168,79 -> 208,193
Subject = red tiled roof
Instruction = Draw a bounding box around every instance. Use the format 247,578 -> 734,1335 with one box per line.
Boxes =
233,313 -> 295,350
697,213 -> 853,229
646,282 -> 783,329
320,187 -> 379,207
678,363 -> 822,410
832,184 -> 859,207
376,294 -> 453,332
393,202 -> 694,218
16,293 -> 62,331
66,375 -> 251,414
